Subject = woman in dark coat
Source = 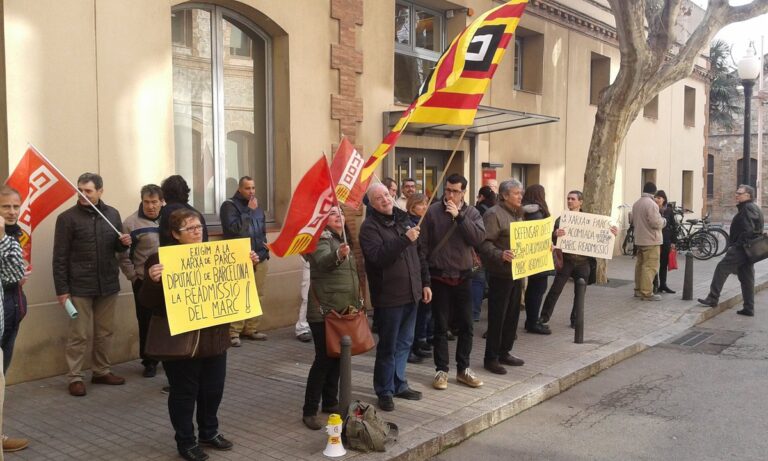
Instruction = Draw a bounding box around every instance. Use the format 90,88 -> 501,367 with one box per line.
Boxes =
302,206 -> 361,430
521,184 -> 552,335
654,190 -> 677,293
141,208 -> 257,461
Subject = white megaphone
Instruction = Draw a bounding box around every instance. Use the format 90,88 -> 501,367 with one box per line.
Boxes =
323,413 -> 346,457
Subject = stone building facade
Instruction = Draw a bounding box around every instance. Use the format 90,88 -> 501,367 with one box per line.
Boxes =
0,0 -> 708,383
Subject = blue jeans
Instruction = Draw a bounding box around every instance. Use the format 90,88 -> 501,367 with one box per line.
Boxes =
413,301 -> 432,344
373,303 -> 417,397
2,286 -> 25,373
470,268 -> 486,321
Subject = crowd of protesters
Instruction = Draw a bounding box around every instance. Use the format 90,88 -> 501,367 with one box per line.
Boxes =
0,170 -> 760,461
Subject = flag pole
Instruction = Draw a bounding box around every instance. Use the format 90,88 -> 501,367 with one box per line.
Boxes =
417,127 -> 468,228
27,143 -> 122,236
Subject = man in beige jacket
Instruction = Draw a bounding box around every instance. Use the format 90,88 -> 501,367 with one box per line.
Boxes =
631,182 -> 666,301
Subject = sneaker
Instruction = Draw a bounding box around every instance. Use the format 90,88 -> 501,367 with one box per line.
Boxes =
244,332 -> 268,341
499,353 -> 525,366
456,368 -> 483,388
302,415 -> 323,430
91,373 -> 126,385
199,434 -> 233,451
296,332 -> 312,343
230,337 -> 241,347
697,297 -> 718,308
142,363 -> 157,378
178,444 -> 209,461
433,370 -> 449,390
2,435 -> 29,452
483,359 -> 507,375
378,395 -> 395,412
640,294 -> 662,301
407,352 -> 423,364
394,388 -> 422,400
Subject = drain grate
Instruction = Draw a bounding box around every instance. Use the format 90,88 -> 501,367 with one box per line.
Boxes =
663,328 -> 744,355
671,331 -> 714,347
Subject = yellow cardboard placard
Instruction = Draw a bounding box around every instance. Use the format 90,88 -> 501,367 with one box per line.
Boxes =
510,216 -> 554,280
159,238 -> 261,336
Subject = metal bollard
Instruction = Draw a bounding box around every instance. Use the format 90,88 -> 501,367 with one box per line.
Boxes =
682,252 -> 694,300
339,335 -> 352,419
574,278 -> 586,344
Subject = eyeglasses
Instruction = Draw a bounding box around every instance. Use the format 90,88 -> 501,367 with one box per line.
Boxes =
179,224 -> 204,233
444,188 -> 464,195
735,191 -> 747,196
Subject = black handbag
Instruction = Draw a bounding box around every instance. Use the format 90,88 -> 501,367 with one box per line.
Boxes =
743,233 -> 768,264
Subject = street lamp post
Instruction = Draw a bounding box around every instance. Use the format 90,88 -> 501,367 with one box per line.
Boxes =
738,46 -> 761,186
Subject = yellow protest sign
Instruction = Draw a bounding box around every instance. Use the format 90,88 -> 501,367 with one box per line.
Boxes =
510,217 -> 554,280
159,238 -> 261,335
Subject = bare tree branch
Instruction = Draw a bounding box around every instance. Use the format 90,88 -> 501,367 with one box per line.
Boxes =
727,0 -> 768,23
646,0 -> 682,54
607,0 -> 650,64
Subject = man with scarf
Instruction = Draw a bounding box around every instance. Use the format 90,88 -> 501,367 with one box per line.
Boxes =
220,176 -> 270,346
0,185 -> 29,452
119,184 -> 163,378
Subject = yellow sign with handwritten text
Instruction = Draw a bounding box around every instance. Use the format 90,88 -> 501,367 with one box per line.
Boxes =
159,238 -> 261,335
510,217 -> 554,280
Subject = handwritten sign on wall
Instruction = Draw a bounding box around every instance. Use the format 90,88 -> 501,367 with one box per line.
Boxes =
159,238 -> 261,335
510,217 -> 554,280
556,211 -> 616,259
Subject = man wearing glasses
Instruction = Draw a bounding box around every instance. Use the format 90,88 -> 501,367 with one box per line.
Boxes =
53,173 -> 132,396
420,174 -> 485,390
699,185 -> 764,316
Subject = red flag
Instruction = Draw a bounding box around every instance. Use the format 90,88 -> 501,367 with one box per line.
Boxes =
268,156 -> 336,257
5,146 -> 77,262
330,137 -> 367,209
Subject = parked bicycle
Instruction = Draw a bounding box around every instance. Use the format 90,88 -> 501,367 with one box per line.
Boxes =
617,204 -> 634,256
671,203 -> 729,257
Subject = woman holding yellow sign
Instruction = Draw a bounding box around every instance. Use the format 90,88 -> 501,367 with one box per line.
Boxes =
141,208 -> 257,461
302,206 -> 360,430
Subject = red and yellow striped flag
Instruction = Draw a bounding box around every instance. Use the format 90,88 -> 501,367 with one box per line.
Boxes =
360,0 -> 527,182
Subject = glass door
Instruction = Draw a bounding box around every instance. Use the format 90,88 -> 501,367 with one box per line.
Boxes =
394,149 -> 451,199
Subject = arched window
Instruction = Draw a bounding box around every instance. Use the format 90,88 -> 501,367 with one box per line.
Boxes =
172,4 -> 273,220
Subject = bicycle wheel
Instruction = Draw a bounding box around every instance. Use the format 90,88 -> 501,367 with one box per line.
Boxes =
707,227 -> 730,257
689,232 -> 715,260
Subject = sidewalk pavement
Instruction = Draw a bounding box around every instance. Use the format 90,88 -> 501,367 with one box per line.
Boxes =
5,253 -> 767,461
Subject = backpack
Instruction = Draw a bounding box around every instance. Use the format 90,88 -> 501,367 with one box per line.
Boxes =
342,400 -> 398,452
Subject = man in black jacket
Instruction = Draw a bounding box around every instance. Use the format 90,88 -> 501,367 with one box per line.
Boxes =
53,173 -> 131,397
220,176 -> 269,345
421,174 -> 485,390
698,184 -> 764,316
359,183 -> 431,412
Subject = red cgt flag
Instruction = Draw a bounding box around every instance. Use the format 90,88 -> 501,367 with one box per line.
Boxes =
268,156 -> 336,257
330,137 -> 367,209
5,146 -> 77,262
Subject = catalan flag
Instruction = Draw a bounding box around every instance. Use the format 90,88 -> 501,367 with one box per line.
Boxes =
268,156 -> 336,257
360,0 -> 528,182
